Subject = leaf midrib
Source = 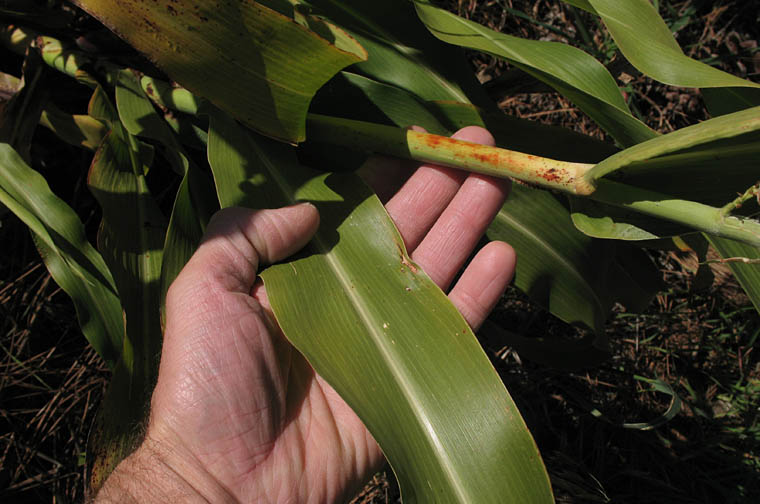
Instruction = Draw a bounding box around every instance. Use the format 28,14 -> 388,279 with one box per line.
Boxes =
252,141 -> 470,499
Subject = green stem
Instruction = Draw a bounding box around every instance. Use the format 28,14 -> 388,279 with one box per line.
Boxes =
720,182 -> 760,217
592,179 -> 760,248
36,36 -> 97,87
306,114 -> 596,195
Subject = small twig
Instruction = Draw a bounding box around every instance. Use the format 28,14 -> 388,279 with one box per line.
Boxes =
720,181 -> 760,217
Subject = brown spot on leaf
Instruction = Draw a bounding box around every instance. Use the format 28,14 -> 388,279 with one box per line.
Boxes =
400,254 -> 418,274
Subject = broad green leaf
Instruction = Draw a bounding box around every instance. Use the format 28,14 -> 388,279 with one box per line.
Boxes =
706,237 -> 760,314
586,0 -> 760,89
85,87 -> 167,493
601,134 -> 760,206
413,0 -> 656,147
490,188 -> 659,338
588,106 -> 760,187
0,146 -> 123,368
159,167 -> 218,313
308,75 -> 654,333
39,105 -> 106,150
315,72 -> 620,162
71,0 -> 366,142
488,184 -> 606,336
315,72 -> 450,135
307,0 -> 491,107
207,113 -> 553,503
114,69 -> 217,314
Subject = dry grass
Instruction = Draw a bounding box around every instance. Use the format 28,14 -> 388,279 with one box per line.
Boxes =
1,219 -> 108,502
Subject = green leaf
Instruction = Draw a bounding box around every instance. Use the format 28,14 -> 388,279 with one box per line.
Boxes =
586,0 -> 760,89
413,0 -> 656,147
490,185 -> 660,336
307,76 -> 654,334
307,0 -> 490,107
315,72 -> 451,134
207,113 -> 553,503
623,376 -> 682,431
0,143 -> 123,367
114,69 -> 217,317
85,88 -> 167,492
569,197 -> 691,241
39,105 -> 106,151
488,184 -> 606,336
587,106 -> 760,203
71,0 -> 367,142
699,80 -> 760,314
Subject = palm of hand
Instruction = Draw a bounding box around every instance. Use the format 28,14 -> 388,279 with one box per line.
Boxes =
143,127 -> 514,503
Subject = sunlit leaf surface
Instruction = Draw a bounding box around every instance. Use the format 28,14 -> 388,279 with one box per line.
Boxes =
207,113 -> 553,503
71,0 -> 366,142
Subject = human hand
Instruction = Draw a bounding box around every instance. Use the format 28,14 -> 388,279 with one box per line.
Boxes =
95,126 -> 516,503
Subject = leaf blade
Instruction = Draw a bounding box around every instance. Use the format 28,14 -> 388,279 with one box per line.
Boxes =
586,0 -> 760,89
413,0 -> 656,146
207,114 -> 554,503
0,143 -> 123,366
71,0 -> 366,142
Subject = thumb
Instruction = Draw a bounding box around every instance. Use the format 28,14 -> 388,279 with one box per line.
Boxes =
169,203 -> 320,301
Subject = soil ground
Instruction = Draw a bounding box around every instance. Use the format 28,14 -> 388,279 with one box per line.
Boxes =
1,1 -> 759,502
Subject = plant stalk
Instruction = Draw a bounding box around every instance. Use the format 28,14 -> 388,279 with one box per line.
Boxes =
306,114 -> 596,195
591,179 -> 760,248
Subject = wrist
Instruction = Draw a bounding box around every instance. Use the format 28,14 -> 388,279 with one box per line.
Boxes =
94,434 -> 236,503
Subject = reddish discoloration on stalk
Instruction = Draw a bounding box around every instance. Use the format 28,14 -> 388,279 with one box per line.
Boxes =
423,134 -> 445,148
471,150 -> 501,166
538,168 -> 563,183
422,133 -> 503,170
400,128 -> 596,194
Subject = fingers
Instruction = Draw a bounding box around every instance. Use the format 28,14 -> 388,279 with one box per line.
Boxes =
448,241 -> 516,331
384,127 -> 495,251
169,203 -> 319,299
411,172 -> 509,290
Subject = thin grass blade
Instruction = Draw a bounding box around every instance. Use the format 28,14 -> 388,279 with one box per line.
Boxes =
412,0 -> 656,147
